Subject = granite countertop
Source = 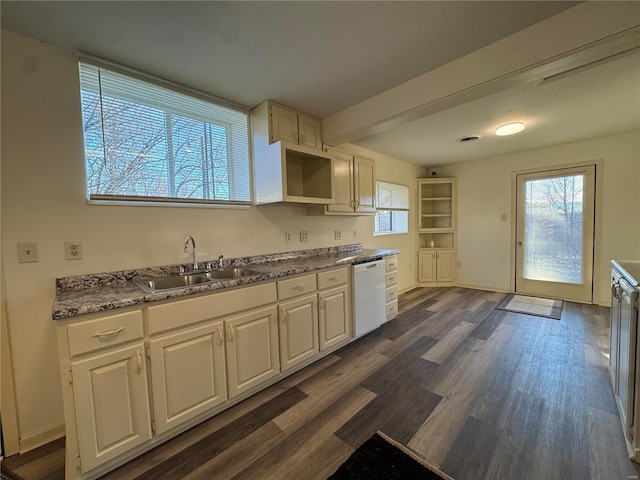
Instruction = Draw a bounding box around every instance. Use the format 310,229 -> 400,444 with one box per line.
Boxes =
53,244 -> 399,320
612,260 -> 640,289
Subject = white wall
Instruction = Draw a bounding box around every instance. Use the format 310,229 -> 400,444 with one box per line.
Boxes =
434,132 -> 640,305
0,29 -> 425,448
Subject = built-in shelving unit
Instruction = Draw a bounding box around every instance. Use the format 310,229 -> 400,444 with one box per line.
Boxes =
417,178 -> 457,285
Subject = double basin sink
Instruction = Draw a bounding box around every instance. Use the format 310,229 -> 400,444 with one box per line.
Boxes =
135,267 -> 262,293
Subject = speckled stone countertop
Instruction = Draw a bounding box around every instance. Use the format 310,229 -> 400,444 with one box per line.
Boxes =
612,260 -> 640,289
53,244 -> 399,320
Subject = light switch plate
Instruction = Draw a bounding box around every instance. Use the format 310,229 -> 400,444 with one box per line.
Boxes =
300,231 -> 309,242
17,242 -> 39,263
334,230 -> 341,240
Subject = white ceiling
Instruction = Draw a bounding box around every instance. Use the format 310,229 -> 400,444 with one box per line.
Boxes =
3,1 -> 638,167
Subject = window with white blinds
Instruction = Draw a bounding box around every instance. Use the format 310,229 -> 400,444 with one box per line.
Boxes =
79,62 -> 251,205
374,181 -> 409,235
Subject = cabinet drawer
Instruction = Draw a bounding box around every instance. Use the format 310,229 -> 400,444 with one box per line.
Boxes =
386,299 -> 398,320
68,310 -> 144,357
317,267 -> 349,290
148,283 -> 277,335
386,271 -> 398,288
277,274 -> 317,301
385,255 -> 398,272
386,285 -> 398,303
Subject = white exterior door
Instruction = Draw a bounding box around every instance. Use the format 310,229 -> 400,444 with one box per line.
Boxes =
515,165 -> 595,302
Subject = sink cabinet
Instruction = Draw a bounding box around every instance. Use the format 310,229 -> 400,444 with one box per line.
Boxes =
56,267 -> 354,479
149,321 -> 227,434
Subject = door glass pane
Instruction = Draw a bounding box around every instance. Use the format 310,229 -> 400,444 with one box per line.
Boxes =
523,174 -> 584,284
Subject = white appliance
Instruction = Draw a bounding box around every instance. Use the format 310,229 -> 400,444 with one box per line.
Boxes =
353,259 -> 387,338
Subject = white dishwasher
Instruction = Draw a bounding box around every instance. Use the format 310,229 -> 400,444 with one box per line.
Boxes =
352,258 -> 387,338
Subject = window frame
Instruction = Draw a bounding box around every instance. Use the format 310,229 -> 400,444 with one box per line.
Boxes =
78,61 -> 252,207
373,181 -> 410,236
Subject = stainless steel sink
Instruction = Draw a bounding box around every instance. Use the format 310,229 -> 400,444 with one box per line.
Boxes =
134,267 -> 262,293
204,267 -> 261,280
135,274 -> 211,293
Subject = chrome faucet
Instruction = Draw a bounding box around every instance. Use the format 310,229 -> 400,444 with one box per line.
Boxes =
218,255 -> 224,269
183,236 -> 198,271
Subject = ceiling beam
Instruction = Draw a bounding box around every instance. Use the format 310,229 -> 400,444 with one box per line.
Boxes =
322,2 -> 640,146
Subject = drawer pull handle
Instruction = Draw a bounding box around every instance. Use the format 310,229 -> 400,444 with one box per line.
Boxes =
293,284 -> 306,290
216,326 -> 223,346
135,351 -> 142,374
328,276 -> 339,280
280,306 -> 287,324
93,327 -> 125,339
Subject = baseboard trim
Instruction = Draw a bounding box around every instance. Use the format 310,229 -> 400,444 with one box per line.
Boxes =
20,422 -> 65,454
456,282 -> 511,293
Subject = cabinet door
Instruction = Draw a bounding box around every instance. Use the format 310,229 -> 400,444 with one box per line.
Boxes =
354,156 -> 376,213
150,321 -> 227,435
298,114 -> 322,150
418,250 -> 437,283
437,250 -> 455,282
617,280 -> 637,433
610,274 -> 622,392
270,103 -> 298,144
319,285 -> 351,350
225,306 -> 279,398
279,294 -> 319,371
326,148 -> 355,213
72,344 -> 151,472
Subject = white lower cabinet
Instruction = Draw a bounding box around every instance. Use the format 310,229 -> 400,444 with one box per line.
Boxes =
225,306 -> 280,398
318,284 -> 350,350
418,249 -> 455,283
58,268 -> 356,479
149,321 -> 227,435
279,293 -> 319,371
71,343 -> 152,473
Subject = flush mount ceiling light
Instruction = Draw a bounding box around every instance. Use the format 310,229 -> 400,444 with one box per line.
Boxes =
495,122 -> 525,136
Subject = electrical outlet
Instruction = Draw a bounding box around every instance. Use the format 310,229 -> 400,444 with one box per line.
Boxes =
353,229 -> 358,238
300,231 -> 309,242
285,232 -> 292,243
17,242 -> 38,263
334,230 -> 341,240
65,241 -> 83,260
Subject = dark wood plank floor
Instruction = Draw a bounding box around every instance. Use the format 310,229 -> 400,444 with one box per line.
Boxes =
5,287 -> 640,480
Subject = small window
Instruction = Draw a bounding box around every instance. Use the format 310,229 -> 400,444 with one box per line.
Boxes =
374,181 -> 409,235
79,63 -> 251,205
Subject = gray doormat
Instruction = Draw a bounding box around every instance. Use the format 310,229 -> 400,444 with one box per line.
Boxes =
496,293 -> 563,320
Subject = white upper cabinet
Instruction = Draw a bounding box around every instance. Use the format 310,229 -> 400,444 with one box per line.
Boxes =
307,147 -> 376,216
257,100 -> 322,150
252,101 -> 333,205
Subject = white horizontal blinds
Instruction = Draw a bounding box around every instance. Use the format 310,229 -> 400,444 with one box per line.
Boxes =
377,181 -> 409,210
79,62 -> 250,203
